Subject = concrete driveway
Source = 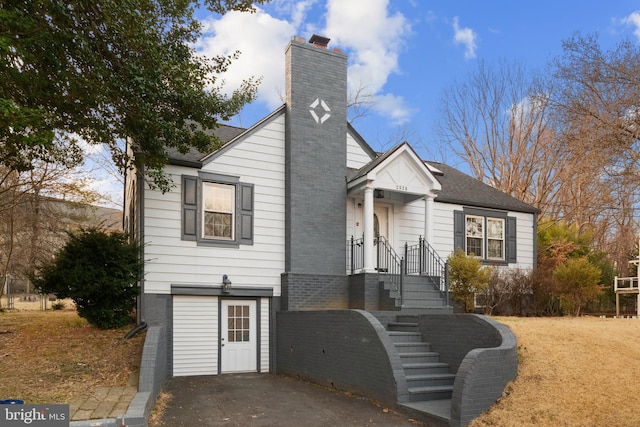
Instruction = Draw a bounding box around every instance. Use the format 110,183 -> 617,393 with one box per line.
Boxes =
151,373 -> 428,427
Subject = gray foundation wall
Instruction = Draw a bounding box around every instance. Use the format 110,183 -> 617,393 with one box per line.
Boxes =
348,273 -> 382,310
416,315 -> 517,427
141,293 -> 172,375
276,310 -> 406,406
281,273 -> 349,310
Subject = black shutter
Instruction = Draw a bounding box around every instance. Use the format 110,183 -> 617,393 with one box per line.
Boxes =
453,210 -> 465,253
182,176 -> 197,241
239,183 -> 254,245
506,216 -> 517,263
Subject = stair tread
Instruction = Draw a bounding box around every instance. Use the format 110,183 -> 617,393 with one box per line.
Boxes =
403,362 -> 449,368
406,373 -> 456,380
408,385 -> 454,392
398,352 -> 439,358
388,322 -> 419,327
394,343 -> 430,348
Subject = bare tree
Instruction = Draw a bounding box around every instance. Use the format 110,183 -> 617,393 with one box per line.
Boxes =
347,80 -> 376,125
0,161 -> 102,307
547,33 -> 640,264
435,59 -> 571,219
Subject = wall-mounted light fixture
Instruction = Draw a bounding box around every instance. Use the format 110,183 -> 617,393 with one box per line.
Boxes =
374,189 -> 385,199
222,274 -> 232,293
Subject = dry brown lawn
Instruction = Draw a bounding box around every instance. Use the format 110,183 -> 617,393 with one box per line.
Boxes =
472,316 -> 640,427
2,300 -> 640,427
0,301 -> 145,404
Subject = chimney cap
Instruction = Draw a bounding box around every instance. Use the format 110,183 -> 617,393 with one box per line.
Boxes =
309,34 -> 330,47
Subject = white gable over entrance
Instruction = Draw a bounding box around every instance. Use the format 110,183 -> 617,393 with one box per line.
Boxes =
348,142 -> 441,196
347,143 -> 442,272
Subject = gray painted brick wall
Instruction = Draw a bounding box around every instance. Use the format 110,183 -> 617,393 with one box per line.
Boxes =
281,273 -> 349,310
142,293 -> 172,375
276,310 -> 406,406
416,314 -> 517,427
348,273 -> 382,310
284,38 -> 347,276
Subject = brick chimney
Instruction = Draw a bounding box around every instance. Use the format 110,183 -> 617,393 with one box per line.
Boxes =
283,35 -> 348,279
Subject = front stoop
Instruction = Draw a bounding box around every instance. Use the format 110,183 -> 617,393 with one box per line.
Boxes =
379,275 -> 451,311
387,316 -> 454,426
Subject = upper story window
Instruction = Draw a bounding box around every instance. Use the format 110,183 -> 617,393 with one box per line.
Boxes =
455,209 -> 515,264
182,173 -> 254,247
203,182 -> 234,240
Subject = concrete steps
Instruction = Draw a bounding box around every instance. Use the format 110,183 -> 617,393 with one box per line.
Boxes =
379,275 -> 449,310
387,318 -> 454,404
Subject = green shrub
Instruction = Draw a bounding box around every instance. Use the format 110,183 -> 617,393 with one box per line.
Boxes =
553,257 -> 602,316
448,248 -> 492,312
34,228 -> 142,329
51,301 -> 66,310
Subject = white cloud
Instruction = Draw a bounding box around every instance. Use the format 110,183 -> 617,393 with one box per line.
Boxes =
323,0 -> 412,121
373,93 -> 413,125
621,11 -> 640,41
196,8 -> 297,109
452,16 -> 477,59
195,0 -> 414,125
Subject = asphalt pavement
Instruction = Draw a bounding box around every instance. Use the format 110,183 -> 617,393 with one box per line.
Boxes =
152,373 -> 429,427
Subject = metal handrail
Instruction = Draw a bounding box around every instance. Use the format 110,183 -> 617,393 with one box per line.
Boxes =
376,235 -> 404,295
404,236 -> 448,294
347,236 -> 364,274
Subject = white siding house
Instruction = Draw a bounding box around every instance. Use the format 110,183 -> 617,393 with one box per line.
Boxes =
125,35 -> 539,380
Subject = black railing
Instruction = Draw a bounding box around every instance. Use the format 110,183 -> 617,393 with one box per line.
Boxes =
347,235 -> 449,306
348,235 -> 364,274
376,235 -> 404,298
405,236 -> 448,295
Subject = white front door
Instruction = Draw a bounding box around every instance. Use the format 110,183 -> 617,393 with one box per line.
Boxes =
221,299 -> 257,373
374,205 -> 390,242
374,205 -> 392,271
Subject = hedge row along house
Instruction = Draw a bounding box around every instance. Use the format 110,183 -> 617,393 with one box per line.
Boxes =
124,35 -> 539,427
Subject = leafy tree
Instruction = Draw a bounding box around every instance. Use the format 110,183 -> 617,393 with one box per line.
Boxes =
1,0 -> 265,191
34,228 -> 142,329
533,218 -> 592,315
447,248 -> 492,313
553,257 -> 602,316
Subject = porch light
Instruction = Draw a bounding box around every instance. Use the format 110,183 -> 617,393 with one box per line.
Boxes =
374,189 -> 385,199
222,275 -> 232,293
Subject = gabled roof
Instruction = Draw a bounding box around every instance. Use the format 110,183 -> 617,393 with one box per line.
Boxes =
166,124 -> 246,168
427,161 -> 540,214
347,142 -> 441,196
165,117 -> 539,215
166,106 -> 287,168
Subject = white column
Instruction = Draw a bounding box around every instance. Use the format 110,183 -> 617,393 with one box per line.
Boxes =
363,185 -> 375,272
424,193 -> 435,244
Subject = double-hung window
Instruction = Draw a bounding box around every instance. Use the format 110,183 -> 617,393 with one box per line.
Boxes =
182,173 -> 254,247
487,218 -> 505,260
203,183 -> 234,240
455,209 -> 515,264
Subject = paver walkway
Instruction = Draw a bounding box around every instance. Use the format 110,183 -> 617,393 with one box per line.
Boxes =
69,374 -> 138,421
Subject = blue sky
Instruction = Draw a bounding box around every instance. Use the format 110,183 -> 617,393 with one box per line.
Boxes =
195,0 -> 640,169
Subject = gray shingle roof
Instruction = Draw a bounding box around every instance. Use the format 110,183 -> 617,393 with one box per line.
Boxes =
166,125 -> 246,167
165,122 -> 539,215
427,161 -> 540,214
